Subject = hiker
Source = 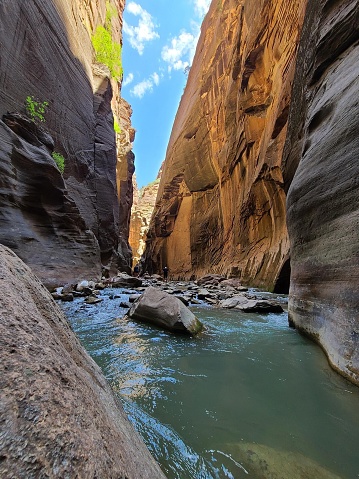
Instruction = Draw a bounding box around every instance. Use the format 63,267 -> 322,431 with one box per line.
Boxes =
163,266 -> 169,282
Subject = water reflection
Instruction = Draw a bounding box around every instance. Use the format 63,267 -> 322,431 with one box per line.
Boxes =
62,289 -> 359,479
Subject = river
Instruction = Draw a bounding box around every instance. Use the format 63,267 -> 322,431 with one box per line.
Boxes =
61,286 -> 359,479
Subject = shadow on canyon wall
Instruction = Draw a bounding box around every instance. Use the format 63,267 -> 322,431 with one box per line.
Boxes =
0,0 -> 132,287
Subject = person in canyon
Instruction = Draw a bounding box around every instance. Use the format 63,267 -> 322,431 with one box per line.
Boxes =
133,264 -> 140,277
163,266 -> 169,282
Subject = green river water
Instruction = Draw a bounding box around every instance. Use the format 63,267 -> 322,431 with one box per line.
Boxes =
61,287 -> 359,479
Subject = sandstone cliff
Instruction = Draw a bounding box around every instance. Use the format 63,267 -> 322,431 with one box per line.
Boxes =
283,0 -> 359,385
130,170 -> 162,268
0,244 -> 166,478
143,0 -> 307,289
0,0 -> 134,287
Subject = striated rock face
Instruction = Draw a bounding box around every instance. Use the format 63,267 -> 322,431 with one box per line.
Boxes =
283,0 -> 359,385
130,171 -> 162,268
0,244 -> 165,478
144,0 -> 307,289
0,0 -> 134,285
116,98 -> 136,271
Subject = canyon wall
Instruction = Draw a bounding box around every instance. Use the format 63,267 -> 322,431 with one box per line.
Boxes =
0,0 -> 134,287
283,0 -> 359,385
0,244 -> 166,478
130,170 -> 162,269
144,0 -> 307,290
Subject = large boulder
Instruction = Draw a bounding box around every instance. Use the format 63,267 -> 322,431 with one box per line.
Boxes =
127,286 -> 203,335
0,244 -> 166,479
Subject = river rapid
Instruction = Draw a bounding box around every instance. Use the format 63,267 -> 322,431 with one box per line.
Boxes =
61,285 -> 359,479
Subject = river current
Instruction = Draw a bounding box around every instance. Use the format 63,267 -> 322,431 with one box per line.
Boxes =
61,287 -> 359,479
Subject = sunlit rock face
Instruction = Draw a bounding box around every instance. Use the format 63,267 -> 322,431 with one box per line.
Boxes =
130,172 -> 162,268
283,0 -> 359,385
0,0 -> 134,285
143,0 -> 307,289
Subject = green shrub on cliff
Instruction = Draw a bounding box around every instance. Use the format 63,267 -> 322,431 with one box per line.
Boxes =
91,3 -> 123,82
114,117 -> 121,134
52,152 -> 65,174
25,96 -> 48,123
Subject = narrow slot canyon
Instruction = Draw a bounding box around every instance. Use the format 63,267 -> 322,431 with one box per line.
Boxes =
0,0 -> 358,478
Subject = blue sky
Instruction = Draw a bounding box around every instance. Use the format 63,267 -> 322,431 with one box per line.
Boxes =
121,0 -> 211,188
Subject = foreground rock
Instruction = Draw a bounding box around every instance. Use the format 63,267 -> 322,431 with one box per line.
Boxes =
226,443 -> 341,479
283,0 -> 359,385
0,245 -> 166,479
126,286 -> 203,335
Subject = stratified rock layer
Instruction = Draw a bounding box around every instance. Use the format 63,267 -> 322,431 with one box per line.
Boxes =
0,0 -> 134,285
144,0 -> 307,289
0,244 -> 166,478
130,174 -> 161,268
283,0 -> 359,384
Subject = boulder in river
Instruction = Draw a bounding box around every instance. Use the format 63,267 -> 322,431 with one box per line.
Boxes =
108,273 -> 142,288
219,294 -> 283,313
126,286 -> 203,335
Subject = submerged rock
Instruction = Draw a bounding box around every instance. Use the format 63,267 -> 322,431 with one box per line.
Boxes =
226,443 -> 342,479
126,286 -> 203,335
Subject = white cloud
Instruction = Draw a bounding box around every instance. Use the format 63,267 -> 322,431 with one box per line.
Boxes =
130,72 -> 161,98
152,72 -> 160,86
161,31 -> 198,72
123,72 -> 134,86
194,0 -> 211,18
123,2 -> 159,55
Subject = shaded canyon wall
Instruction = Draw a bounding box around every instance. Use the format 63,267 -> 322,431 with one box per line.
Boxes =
283,0 -> 359,385
0,0 -> 134,287
144,0 -> 307,289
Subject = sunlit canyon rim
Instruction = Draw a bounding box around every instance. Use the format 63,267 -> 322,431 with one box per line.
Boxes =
0,0 -> 358,476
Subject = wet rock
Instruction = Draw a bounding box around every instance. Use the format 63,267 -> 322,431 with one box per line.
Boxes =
109,273 -> 142,288
129,294 -> 141,303
219,295 -> 283,313
197,288 -> 211,299
220,279 -> 248,291
126,286 -> 203,335
227,443 -> 341,479
120,302 -> 131,309
0,244 -> 166,478
85,296 -> 103,305
197,274 -> 226,286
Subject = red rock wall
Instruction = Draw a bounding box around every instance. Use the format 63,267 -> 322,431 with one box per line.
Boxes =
0,0 -> 134,285
283,0 -> 359,385
144,0 -> 307,289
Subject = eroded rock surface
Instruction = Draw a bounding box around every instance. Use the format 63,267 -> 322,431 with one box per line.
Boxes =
0,0 -> 134,284
0,244 -> 166,478
144,0 -> 307,290
283,0 -> 359,385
